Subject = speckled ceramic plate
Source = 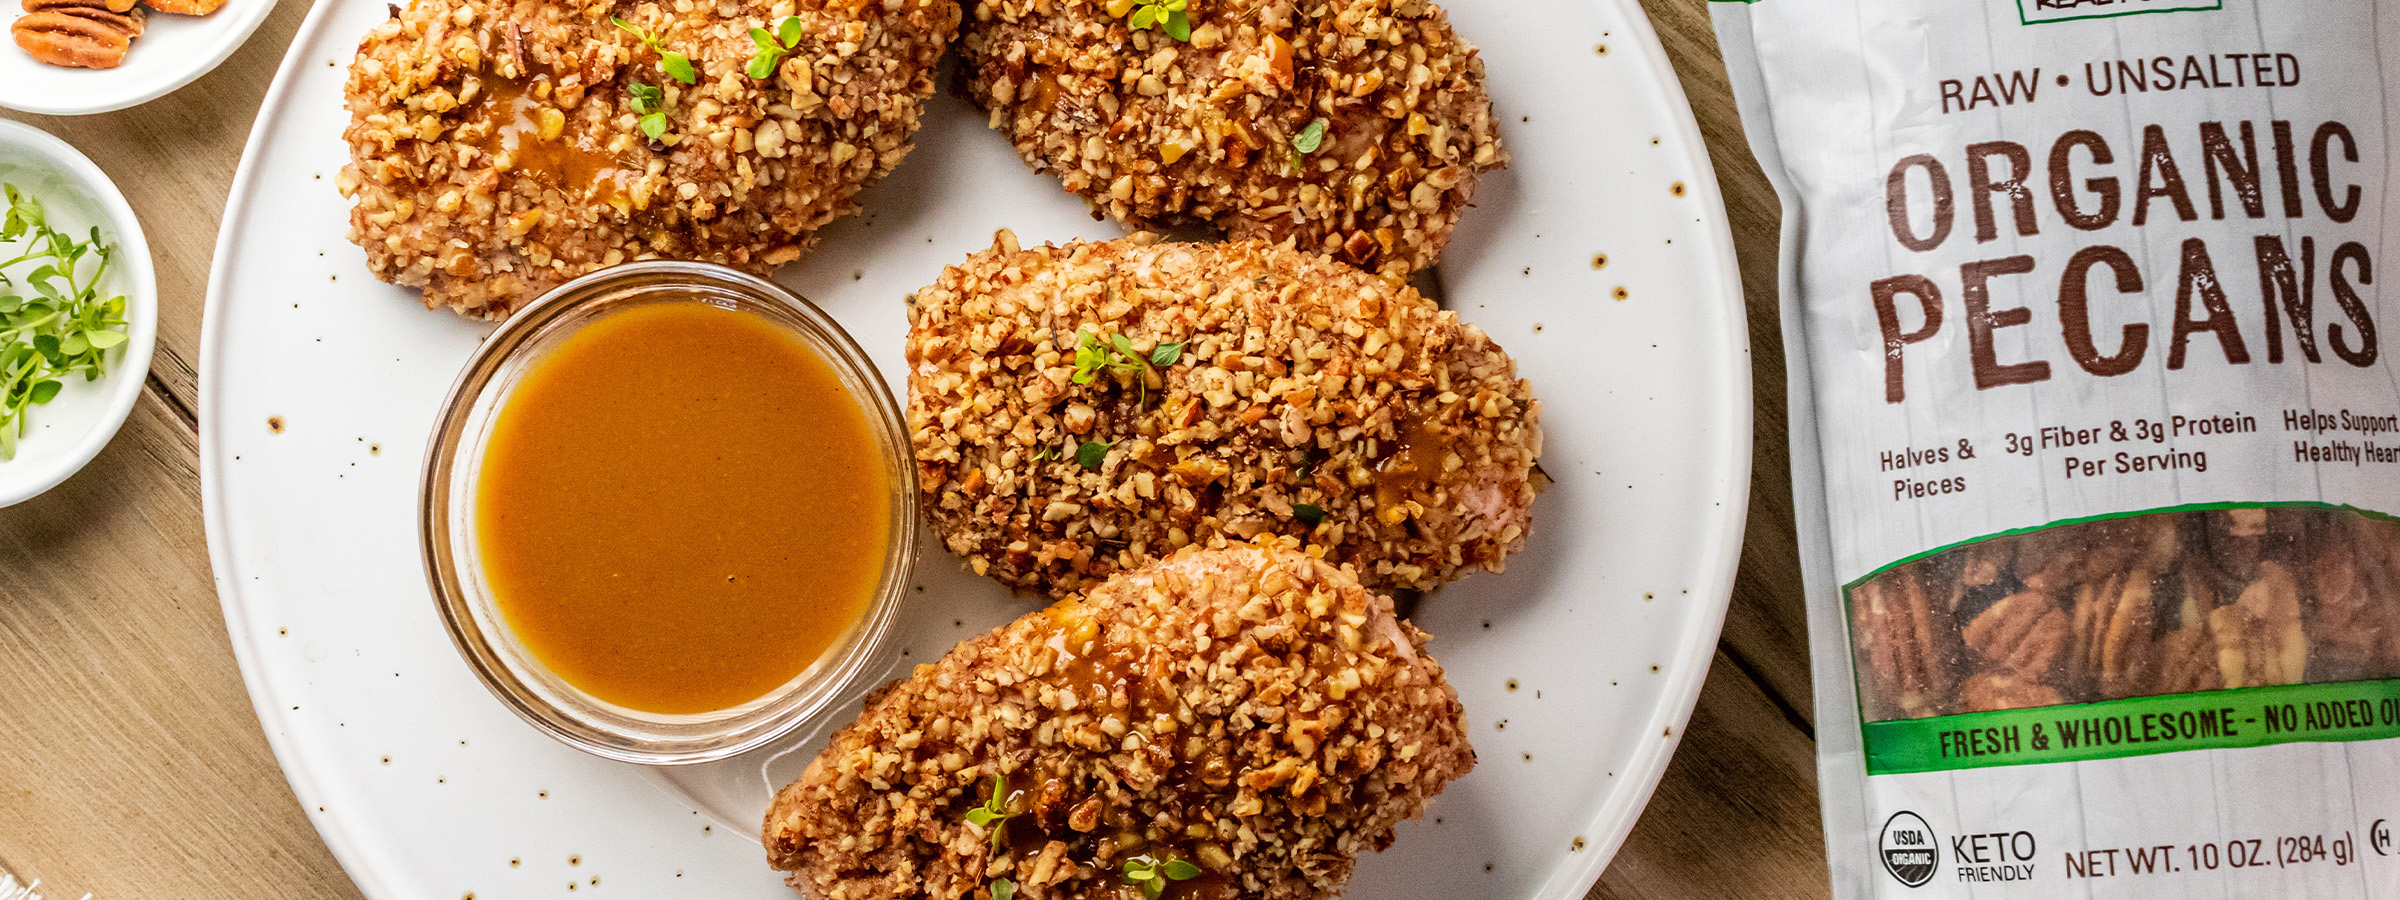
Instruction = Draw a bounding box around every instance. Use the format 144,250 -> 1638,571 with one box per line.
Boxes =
199,1 -> 1751,897
0,0 -> 280,115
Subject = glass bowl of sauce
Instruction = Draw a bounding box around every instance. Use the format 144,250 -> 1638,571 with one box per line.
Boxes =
420,261 -> 914,765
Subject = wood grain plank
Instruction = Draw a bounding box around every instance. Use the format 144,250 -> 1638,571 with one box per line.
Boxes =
0,392 -> 359,900
0,0 -> 315,411
1588,651 -> 1830,900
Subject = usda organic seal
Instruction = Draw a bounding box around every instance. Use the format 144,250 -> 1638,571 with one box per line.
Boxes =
1880,811 -> 1938,887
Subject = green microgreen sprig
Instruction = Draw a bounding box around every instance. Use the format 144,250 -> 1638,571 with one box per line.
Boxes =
1120,0 -> 1191,41
989,878 -> 1015,900
0,184 -> 128,461
1120,854 -> 1202,900
1076,440 -> 1113,472
1292,503 -> 1325,526
627,81 -> 670,141
963,774 -> 1016,854
1071,329 -> 1184,408
611,17 -> 697,85
748,16 -> 805,80
1289,118 -> 1329,168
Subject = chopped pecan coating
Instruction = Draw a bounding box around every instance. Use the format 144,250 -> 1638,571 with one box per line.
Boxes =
907,233 -> 1541,597
340,0 -> 959,318
957,0 -> 1505,276
763,539 -> 1474,900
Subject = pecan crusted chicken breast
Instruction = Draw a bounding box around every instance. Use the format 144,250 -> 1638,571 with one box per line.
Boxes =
908,233 -> 1541,597
764,539 -> 1475,900
958,0 -> 1505,276
340,0 -> 959,318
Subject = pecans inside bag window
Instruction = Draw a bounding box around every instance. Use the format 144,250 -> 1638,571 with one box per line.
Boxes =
1852,506 -> 2400,721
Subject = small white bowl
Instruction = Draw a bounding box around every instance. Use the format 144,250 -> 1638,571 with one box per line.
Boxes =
0,118 -> 157,507
0,0 -> 279,115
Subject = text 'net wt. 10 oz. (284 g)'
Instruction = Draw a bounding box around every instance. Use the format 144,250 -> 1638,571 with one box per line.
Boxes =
1714,1 -> 2400,897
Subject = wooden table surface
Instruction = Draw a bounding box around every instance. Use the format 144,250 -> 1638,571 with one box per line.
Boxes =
0,1 -> 1822,897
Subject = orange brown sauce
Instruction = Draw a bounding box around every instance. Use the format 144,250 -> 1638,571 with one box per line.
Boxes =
463,74 -> 634,205
474,300 -> 891,714
1372,409 -> 1451,511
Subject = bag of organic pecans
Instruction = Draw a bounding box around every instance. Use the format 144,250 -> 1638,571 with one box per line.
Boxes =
1712,2 -> 2400,897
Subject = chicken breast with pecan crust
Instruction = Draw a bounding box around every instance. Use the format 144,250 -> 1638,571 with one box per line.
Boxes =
764,539 -> 1474,900
908,233 -> 1541,597
340,0 -> 957,318
959,0 -> 1505,276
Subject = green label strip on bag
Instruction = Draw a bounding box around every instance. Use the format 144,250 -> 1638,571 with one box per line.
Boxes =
1863,679 -> 2400,775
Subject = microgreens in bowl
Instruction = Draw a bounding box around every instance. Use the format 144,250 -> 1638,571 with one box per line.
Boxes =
0,183 -> 128,461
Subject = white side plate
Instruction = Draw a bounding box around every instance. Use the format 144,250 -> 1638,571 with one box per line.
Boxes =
0,0 -> 281,115
200,1 -> 1752,897
0,118 -> 156,507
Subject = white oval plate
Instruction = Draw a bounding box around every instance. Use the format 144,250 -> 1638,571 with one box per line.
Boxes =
0,0 -> 280,116
0,117 -> 156,507
200,1 -> 1751,897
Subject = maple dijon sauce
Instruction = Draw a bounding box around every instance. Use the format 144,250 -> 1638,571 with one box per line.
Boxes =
473,299 -> 891,715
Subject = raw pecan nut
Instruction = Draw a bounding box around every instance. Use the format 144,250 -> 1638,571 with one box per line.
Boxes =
2019,515 -> 2178,597
2152,571 -> 2225,695
1961,591 -> 2069,682
2070,569 -> 2160,700
1852,571 -> 1963,720
2305,515 -> 2400,682
23,0 -> 144,31
2211,561 -> 2308,688
1958,672 -> 2063,713
144,0 -> 226,15
11,0 -> 143,69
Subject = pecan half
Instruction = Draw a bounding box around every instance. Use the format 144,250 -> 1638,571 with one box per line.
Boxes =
2070,569 -> 2160,700
143,0 -> 225,14
2305,515 -> 2400,682
1958,672 -> 2063,713
2020,515 -> 2178,597
11,0 -> 143,69
2211,562 -> 2309,688
1852,571 -> 1962,720
23,0 -> 144,32
2152,571 -> 2223,694
1961,591 -> 2069,683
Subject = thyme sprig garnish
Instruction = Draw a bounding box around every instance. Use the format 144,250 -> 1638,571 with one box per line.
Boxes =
748,16 -> 805,80
0,184 -> 127,461
611,17 -> 697,85
1120,854 -> 1202,899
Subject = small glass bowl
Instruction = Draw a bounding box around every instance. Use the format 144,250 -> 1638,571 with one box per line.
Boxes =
418,261 -> 915,766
